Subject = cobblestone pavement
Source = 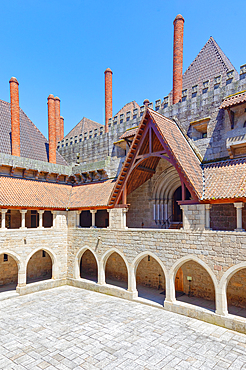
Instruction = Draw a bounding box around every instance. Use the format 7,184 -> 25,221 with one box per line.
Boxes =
0,286 -> 246,370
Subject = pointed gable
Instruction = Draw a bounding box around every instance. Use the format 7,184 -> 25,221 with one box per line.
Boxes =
182,37 -> 239,96
109,108 -> 203,206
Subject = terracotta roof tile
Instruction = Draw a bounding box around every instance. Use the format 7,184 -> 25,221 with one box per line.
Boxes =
220,92 -> 246,109
203,158 -> 246,200
120,127 -> 138,140
148,109 -> 203,198
0,177 -> 115,209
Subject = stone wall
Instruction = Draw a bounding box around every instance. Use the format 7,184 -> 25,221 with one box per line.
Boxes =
180,260 -> 215,301
227,268 -> 246,308
27,250 -> 52,282
80,250 -> 97,280
0,254 -> 18,286
105,252 -> 128,284
136,255 -> 165,290
211,204 -> 236,231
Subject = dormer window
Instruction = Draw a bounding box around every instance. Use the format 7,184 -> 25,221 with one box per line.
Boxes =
189,117 -> 210,140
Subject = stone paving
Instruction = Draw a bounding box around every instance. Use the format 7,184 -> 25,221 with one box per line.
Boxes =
0,287 -> 246,369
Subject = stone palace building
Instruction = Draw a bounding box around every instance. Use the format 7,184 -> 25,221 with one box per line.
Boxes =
1,14 -> 246,333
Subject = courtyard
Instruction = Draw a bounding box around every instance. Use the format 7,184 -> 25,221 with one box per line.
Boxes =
0,287 -> 245,369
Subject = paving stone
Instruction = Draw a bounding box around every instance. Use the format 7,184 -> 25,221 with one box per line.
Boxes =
0,286 -> 246,369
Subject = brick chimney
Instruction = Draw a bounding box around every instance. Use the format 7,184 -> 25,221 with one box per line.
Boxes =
9,77 -> 20,156
47,94 -> 56,163
173,14 -> 184,104
143,99 -> 150,107
55,96 -> 60,144
104,68 -> 113,133
60,116 -> 64,141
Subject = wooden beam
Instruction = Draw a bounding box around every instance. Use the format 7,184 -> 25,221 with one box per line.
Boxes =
136,165 -> 155,174
149,127 -> 152,153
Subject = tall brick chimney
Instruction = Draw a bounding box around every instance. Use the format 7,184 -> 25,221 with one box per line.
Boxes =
47,94 -> 56,164
104,68 -> 113,133
60,116 -> 64,141
55,96 -> 60,144
9,77 -> 20,157
173,14 -> 184,104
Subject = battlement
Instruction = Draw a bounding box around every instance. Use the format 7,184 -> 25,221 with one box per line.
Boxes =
57,68 -> 246,166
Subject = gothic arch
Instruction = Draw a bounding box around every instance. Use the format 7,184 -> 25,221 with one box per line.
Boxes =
74,246 -> 99,279
25,247 -> 58,280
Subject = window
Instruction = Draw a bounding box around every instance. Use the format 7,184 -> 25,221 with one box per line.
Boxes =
42,250 -> 46,258
3,254 -> 8,262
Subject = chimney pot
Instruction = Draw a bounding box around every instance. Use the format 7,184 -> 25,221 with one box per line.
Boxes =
143,99 -> 150,107
173,14 -> 184,104
9,77 -> 20,157
105,68 -> 113,133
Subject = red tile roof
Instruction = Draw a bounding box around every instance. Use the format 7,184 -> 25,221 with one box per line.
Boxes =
120,127 -> 138,140
203,158 -> 246,200
220,91 -> 246,109
0,176 -> 115,209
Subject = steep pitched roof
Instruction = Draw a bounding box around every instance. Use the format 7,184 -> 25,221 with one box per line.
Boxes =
0,100 -> 67,165
64,117 -> 103,140
168,37 -> 239,101
109,108 -> 203,206
115,101 -> 140,117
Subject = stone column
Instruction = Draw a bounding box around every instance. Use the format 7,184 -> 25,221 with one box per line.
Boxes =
38,210 -> 44,228
98,260 -> 105,285
51,211 -> 57,228
90,210 -> 97,228
17,266 -> 26,288
164,274 -> 176,304
234,202 -> 245,231
1,209 -> 8,229
215,286 -> 228,316
205,204 -> 212,230
76,211 -> 81,228
122,208 -> 128,229
20,210 -> 27,229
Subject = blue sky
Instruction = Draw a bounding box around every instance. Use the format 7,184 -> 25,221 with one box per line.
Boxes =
0,0 -> 245,138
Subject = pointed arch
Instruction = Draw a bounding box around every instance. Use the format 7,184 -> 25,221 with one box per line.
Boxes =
74,246 -> 99,280
25,247 -> 58,280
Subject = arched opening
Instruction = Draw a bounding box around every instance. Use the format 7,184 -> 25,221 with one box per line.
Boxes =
227,268 -> 246,318
136,255 -> 165,305
27,250 -> 52,284
175,260 -> 215,311
80,250 -> 98,282
0,253 -> 18,292
105,252 -> 128,289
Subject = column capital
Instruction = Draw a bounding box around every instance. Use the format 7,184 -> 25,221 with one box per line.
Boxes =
122,208 -> 128,214
38,210 -> 45,214
205,204 -> 212,210
90,210 -> 97,214
0,209 -> 8,214
20,209 -> 27,214
234,202 -> 244,209
76,210 -> 81,215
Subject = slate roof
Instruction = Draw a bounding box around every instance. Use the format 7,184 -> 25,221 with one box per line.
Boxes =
0,176 -> 115,209
64,117 -> 103,140
202,158 -> 246,200
0,100 -> 67,165
168,37 -> 239,102
115,101 -> 140,117
220,91 -> 246,109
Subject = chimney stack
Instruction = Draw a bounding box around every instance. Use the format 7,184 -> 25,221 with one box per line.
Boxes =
143,99 -> 150,107
55,96 -> 60,144
60,116 -> 64,141
9,77 -> 20,157
104,68 -> 113,133
47,94 -> 56,164
173,14 -> 184,104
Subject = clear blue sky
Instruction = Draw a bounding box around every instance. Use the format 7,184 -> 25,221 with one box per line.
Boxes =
0,0 -> 245,138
